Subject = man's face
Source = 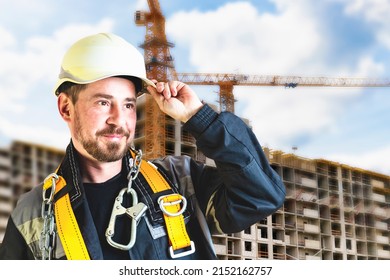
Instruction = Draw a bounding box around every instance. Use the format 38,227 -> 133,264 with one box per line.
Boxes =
68,77 -> 137,162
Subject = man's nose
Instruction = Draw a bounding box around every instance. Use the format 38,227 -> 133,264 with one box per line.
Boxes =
107,105 -> 126,127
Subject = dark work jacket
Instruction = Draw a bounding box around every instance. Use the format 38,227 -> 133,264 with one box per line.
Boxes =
0,104 -> 286,260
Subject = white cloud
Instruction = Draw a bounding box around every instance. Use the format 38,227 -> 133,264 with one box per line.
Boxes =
377,29 -> 390,50
0,26 -> 15,48
0,115 -> 70,149
0,18 -> 115,109
343,0 -> 390,24
167,1 -> 326,75
356,56 -> 385,77
135,0 -> 149,10
327,144 -> 390,175
0,0 -> 53,19
236,86 -> 358,150
342,0 -> 390,49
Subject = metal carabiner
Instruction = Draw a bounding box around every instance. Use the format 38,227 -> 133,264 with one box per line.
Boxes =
105,187 -> 147,251
42,173 -> 59,204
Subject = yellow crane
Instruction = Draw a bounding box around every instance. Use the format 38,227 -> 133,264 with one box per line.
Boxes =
135,0 -> 390,158
135,0 -> 177,159
177,73 -> 390,112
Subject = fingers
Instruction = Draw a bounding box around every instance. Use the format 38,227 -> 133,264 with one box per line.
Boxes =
149,81 -> 184,99
164,82 -> 171,99
147,84 -> 163,105
152,81 -> 169,99
146,81 -> 175,107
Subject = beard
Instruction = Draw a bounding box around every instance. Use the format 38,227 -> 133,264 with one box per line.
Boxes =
74,113 -> 132,162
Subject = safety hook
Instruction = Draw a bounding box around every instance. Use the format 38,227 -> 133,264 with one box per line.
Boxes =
105,188 -> 147,251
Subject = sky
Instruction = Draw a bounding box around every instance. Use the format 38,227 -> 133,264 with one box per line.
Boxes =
0,0 -> 389,175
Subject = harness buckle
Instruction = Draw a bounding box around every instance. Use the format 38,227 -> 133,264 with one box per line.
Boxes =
105,188 -> 147,251
169,241 -> 196,259
158,194 -> 187,217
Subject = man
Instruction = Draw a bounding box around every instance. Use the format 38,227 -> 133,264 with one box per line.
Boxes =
0,33 -> 285,260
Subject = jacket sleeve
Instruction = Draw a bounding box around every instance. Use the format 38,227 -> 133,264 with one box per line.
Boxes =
0,217 -> 35,260
183,104 -> 286,234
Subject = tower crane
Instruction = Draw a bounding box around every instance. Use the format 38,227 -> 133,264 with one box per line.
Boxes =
135,0 -> 390,158
135,0 -> 178,159
177,73 -> 390,112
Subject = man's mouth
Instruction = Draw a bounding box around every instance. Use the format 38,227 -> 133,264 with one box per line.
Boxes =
103,134 -> 126,141
97,126 -> 130,140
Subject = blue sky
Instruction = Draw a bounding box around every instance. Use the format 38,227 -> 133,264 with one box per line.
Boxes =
0,0 -> 389,175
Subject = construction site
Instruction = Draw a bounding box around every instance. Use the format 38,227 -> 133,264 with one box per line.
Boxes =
1,139 -> 389,260
0,0 -> 389,260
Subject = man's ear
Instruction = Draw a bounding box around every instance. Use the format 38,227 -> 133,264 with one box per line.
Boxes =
57,93 -> 72,122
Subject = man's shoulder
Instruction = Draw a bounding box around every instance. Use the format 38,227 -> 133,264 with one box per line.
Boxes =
16,184 -> 43,205
12,184 -> 43,222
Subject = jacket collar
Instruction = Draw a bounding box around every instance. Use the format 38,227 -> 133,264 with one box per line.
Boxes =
54,141 -> 133,259
56,141 -> 133,208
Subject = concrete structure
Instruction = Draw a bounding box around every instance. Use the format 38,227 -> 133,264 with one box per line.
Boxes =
0,147 -> 11,242
0,141 -> 64,241
0,136 -> 389,260
213,150 -> 390,260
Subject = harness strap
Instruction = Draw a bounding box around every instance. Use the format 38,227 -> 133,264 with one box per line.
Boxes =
43,175 -> 90,260
140,160 -> 195,258
44,152 -> 194,259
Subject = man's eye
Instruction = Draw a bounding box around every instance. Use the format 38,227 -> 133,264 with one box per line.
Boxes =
98,101 -> 109,106
125,103 -> 135,109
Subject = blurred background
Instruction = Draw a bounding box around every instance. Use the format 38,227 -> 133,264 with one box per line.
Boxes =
0,0 -> 389,174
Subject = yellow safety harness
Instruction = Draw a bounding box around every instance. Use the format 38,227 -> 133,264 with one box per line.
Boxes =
41,150 -> 194,260
43,175 -> 90,259
141,159 -> 195,258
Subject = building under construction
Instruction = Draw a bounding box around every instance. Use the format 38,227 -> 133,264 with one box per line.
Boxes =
214,149 -> 390,260
0,138 -> 388,260
0,141 -> 64,242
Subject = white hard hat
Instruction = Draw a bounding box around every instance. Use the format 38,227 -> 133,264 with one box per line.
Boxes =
54,32 -> 155,95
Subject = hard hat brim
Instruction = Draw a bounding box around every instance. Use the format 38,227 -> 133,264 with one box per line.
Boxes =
54,74 -> 156,96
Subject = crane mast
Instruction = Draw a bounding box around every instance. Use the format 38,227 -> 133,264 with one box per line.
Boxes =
135,0 -> 177,159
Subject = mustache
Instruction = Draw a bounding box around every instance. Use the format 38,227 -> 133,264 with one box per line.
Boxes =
96,125 -> 130,138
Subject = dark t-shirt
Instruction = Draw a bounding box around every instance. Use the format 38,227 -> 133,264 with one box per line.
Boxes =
84,172 -> 131,259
